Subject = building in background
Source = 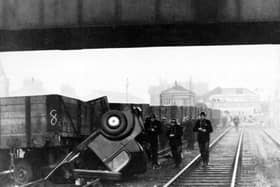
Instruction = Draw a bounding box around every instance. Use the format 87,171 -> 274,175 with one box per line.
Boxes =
149,79 -> 208,105
11,77 -> 48,96
160,82 -> 196,106
201,87 -> 261,119
0,62 -> 9,97
148,80 -> 170,105
182,79 -> 209,96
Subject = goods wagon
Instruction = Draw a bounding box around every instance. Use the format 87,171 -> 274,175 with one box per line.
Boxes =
110,103 -> 221,129
109,103 -> 221,152
148,105 -> 220,123
0,95 -> 147,185
0,95 -> 89,150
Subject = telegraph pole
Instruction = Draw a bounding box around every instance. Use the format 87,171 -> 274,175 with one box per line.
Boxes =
126,78 -> 129,103
189,76 -> 193,91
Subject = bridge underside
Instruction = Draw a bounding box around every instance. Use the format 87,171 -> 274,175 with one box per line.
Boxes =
1,22 -> 280,51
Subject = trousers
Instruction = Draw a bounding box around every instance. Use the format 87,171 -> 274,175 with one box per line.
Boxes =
171,145 -> 182,165
198,141 -> 210,163
151,143 -> 158,165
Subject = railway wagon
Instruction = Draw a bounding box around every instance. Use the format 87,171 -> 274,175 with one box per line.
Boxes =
147,105 -> 221,151
0,0 -> 279,31
110,103 -> 151,118
110,103 -> 221,151
0,94 -> 90,184
0,95 -> 147,185
0,94 -> 91,149
110,102 -> 221,127
147,105 -> 221,126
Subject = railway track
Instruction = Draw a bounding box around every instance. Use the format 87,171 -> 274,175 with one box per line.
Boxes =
1,127 -> 230,187
15,125 -> 280,187
263,128 -> 280,148
163,128 -> 243,187
237,128 -> 257,187
226,126 -> 280,187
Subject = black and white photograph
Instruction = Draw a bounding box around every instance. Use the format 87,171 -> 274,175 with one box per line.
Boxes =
0,1 -> 280,187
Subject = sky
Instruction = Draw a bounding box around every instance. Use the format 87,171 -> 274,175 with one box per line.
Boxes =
0,45 -> 279,102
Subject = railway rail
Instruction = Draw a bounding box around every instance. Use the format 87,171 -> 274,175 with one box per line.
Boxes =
237,127 -> 257,187
163,128 -> 243,187
8,125 -> 280,187
262,128 -> 280,148
237,126 -> 280,187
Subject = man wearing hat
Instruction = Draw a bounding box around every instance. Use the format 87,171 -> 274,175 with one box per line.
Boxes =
193,112 -> 213,167
183,116 -> 195,150
160,117 -> 170,152
167,119 -> 183,168
146,114 -> 162,169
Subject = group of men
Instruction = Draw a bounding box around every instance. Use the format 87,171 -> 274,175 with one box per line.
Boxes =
142,112 -> 213,169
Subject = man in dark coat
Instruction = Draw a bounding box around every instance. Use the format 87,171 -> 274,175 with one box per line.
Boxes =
167,119 -> 183,168
146,114 -> 162,169
183,116 -> 195,150
159,117 -> 170,150
140,117 -> 152,159
193,112 -> 213,167
233,116 -> 240,131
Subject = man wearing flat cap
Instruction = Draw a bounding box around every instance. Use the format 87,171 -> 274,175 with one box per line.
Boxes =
146,114 -> 162,169
167,119 -> 183,168
193,112 -> 213,167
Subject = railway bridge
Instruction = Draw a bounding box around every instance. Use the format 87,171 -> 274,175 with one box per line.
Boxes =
1,0 -> 280,51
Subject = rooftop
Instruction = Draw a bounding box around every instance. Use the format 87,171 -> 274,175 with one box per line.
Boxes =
161,81 -> 194,95
200,87 -> 258,100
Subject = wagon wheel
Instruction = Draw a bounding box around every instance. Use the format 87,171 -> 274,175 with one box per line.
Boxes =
13,159 -> 33,185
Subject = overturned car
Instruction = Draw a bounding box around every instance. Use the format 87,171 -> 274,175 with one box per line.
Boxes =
0,95 -> 147,186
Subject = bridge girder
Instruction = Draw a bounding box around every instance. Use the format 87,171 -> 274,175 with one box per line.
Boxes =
0,22 -> 279,51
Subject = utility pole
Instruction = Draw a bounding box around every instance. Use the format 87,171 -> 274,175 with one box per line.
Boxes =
189,76 -> 193,91
0,61 -> 9,97
189,76 -> 193,106
126,78 -> 129,103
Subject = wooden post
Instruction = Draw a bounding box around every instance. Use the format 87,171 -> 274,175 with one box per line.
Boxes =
25,97 -> 31,147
